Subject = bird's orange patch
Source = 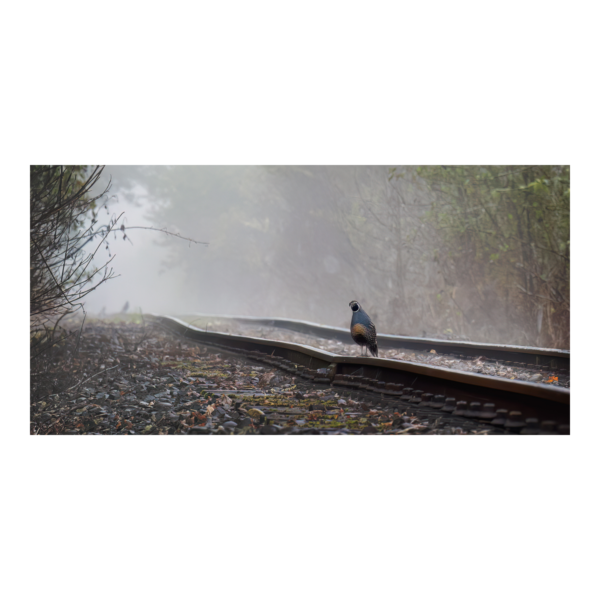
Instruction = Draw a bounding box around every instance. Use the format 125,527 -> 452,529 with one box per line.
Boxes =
352,323 -> 368,337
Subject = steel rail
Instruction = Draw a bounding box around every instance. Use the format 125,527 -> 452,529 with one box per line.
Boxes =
149,315 -> 570,430
185,313 -> 570,370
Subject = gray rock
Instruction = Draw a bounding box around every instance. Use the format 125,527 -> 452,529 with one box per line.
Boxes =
361,425 -> 379,435
188,426 -> 212,435
223,421 -> 238,428
259,425 -> 281,435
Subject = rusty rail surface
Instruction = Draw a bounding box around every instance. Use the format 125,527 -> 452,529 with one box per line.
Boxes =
149,315 -> 570,431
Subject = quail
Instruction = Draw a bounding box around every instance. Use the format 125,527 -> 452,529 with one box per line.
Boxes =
349,300 -> 378,357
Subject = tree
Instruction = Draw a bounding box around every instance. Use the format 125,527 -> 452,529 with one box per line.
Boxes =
401,166 -> 570,347
30,165 -> 118,355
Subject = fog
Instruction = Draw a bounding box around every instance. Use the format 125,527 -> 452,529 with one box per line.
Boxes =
84,166 -> 570,348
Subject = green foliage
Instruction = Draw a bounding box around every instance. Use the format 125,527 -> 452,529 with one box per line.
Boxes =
402,165 -> 570,347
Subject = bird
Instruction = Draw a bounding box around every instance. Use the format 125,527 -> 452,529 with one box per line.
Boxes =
349,300 -> 378,357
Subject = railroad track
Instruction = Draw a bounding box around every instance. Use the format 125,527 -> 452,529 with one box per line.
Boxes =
149,315 -> 570,434
185,313 -> 570,371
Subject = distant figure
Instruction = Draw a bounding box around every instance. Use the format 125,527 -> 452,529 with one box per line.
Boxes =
349,300 -> 378,357
121,301 -> 129,314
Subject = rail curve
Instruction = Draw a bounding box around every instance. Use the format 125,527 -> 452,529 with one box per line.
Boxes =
185,313 -> 570,370
149,314 -> 570,432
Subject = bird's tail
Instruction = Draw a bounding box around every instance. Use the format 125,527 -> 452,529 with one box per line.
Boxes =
369,343 -> 378,357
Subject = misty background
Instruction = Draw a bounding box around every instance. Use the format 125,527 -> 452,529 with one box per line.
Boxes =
85,166 -> 570,348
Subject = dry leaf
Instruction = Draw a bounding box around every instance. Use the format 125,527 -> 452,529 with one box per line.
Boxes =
257,371 -> 276,387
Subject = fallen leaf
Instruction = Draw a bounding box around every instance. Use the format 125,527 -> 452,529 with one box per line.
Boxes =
257,371 -> 275,388
247,408 -> 265,418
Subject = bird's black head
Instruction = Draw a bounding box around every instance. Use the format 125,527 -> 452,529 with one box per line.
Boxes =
349,300 -> 361,312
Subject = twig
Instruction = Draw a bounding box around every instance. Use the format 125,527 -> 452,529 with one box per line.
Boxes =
120,226 -> 208,245
66,364 -> 119,392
